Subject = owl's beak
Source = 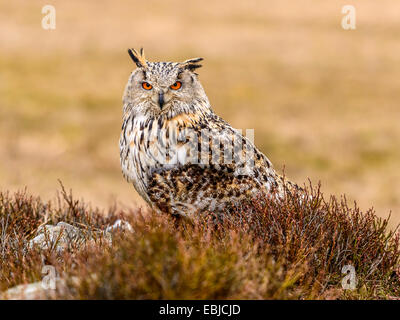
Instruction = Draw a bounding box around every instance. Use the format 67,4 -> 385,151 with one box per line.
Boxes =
158,92 -> 165,109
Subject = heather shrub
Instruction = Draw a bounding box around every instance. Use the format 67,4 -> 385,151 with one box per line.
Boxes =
0,184 -> 399,299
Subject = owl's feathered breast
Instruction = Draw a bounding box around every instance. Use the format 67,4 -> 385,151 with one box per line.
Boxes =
120,108 -> 283,216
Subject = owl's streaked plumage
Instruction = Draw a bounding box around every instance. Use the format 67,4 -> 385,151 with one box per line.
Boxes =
120,48 -> 299,217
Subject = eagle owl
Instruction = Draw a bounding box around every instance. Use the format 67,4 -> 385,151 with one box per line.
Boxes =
120,48 -> 298,217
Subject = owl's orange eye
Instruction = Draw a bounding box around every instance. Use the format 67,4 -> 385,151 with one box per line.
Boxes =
142,82 -> 153,90
170,81 -> 182,90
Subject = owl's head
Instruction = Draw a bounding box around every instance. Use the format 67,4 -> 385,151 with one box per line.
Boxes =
123,48 -> 211,119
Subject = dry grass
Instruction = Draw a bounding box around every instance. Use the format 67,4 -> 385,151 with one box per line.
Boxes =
0,185 -> 399,299
0,0 -> 399,228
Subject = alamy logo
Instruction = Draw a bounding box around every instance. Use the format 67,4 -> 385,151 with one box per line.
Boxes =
341,265 -> 357,290
342,5 -> 356,30
137,128 -> 256,174
42,5 -> 56,30
41,265 -> 57,290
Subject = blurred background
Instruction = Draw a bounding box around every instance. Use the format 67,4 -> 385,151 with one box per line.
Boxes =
1,1 -> 399,227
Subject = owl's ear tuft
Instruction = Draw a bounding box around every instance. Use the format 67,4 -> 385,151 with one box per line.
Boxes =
128,48 -> 148,68
180,57 -> 203,72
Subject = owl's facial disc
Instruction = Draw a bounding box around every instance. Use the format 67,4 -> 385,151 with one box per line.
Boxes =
125,60 -> 207,118
139,70 -> 191,111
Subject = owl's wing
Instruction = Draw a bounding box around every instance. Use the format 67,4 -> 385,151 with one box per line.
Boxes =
145,113 -> 290,216
207,114 -> 302,194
